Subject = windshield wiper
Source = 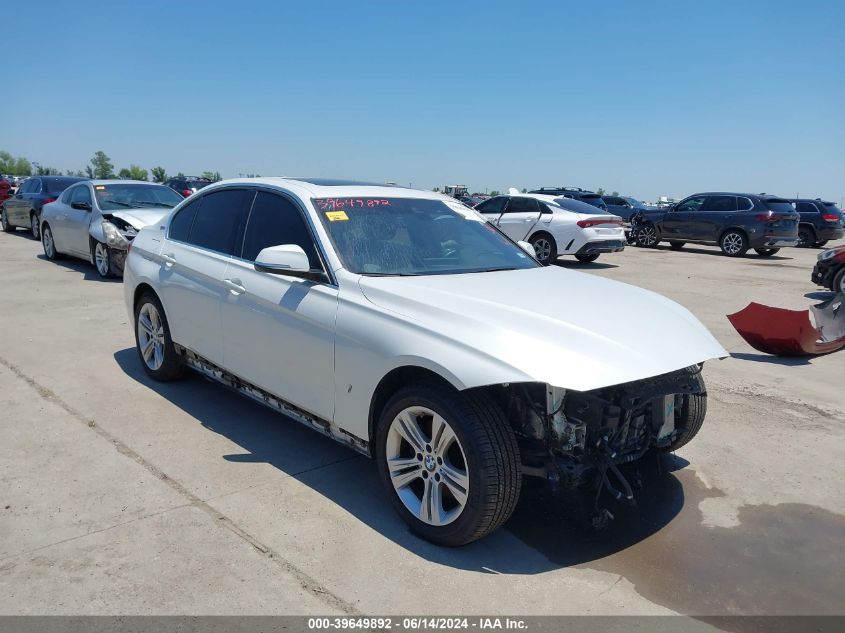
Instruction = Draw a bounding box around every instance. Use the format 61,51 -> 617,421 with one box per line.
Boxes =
361,272 -> 422,277
102,200 -> 135,208
136,202 -> 173,208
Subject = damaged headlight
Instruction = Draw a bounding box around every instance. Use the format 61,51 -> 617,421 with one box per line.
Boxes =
101,220 -> 130,249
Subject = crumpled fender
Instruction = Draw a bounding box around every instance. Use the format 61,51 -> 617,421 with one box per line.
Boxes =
727,293 -> 845,356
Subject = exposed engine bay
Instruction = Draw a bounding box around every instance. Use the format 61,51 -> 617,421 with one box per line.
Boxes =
487,365 -> 706,527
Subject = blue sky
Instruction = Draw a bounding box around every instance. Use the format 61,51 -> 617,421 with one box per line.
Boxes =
3,0 -> 843,202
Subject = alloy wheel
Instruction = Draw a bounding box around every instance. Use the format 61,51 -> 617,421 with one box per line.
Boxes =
31,215 -> 39,239
94,242 -> 110,277
532,238 -> 551,262
137,303 -> 165,371
1,209 -> 8,231
722,233 -> 743,255
638,225 -> 657,247
385,406 -> 469,527
43,228 -> 55,258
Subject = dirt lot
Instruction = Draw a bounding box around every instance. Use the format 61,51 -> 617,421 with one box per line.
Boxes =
1,229 -> 843,619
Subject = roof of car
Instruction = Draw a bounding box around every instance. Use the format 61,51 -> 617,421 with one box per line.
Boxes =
789,198 -> 833,204
198,177 -> 446,201
88,179 -> 168,186
693,192 -> 789,200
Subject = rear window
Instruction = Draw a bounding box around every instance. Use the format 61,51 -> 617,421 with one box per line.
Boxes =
822,202 -> 842,216
764,199 -> 796,213
43,177 -> 83,194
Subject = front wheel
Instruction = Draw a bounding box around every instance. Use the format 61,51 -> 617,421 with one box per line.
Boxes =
832,268 -> 845,294
134,292 -> 185,382
529,233 -> 557,266
635,223 -> 659,248
720,230 -> 748,257
575,253 -> 599,263
754,248 -> 779,257
1,207 -> 14,232
662,368 -> 707,452
93,241 -> 115,278
376,383 -> 521,546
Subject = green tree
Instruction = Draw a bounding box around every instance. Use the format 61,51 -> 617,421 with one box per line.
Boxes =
89,151 -> 114,179
611,190 -> 619,196
201,171 -> 223,182
118,164 -> 148,181
521,188 -> 527,193
176,171 -> 185,177
150,166 -> 167,183
65,169 -> 85,177
0,151 -> 32,176
489,190 -> 500,196
36,165 -> 61,175
596,187 -> 605,195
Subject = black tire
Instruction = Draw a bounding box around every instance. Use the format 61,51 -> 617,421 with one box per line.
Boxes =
92,240 -> 115,278
634,223 -> 660,248
574,253 -> 599,263
813,240 -> 828,248
797,226 -> 814,248
669,241 -> 685,250
719,230 -> 748,257
133,291 -> 185,382
662,368 -> 707,452
754,248 -> 779,257
41,223 -> 64,260
30,212 -> 40,239
1,207 -> 15,232
529,233 -> 557,266
832,267 -> 845,294
375,382 -> 521,546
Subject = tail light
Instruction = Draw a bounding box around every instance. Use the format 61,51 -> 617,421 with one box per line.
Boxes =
42,197 -> 56,205
181,189 -> 192,197
755,213 -> 784,222
577,218 -> 624,228
822,214 -> 840,222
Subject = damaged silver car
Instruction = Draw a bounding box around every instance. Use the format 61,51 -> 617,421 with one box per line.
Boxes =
40,180 -> 184,277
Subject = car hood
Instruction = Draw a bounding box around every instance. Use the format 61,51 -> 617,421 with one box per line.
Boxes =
358,266 -> 727,392
106,208 -> 171,230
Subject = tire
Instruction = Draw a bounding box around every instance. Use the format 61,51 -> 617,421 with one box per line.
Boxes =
30,213 -> 40,240
41,224 -> 64,260
375,382 -> 521,546
92,240 -> 114,278
832,267 -> 845,294
662,368 -> 707,452
754,248 -> 779,257
134,292 -> 185,382
634,223 -> 659,248
797,226 -> 814,248
669,241 -> 685,250
719,230 -> 748,257
813,240 -> 828,248
529,233 -> 557,266
575,253 -> 599,263
1,207 -> 15,232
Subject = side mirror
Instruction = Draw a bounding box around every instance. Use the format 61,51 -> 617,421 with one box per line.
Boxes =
517,240 -> 535,255
254,244 -> 326,282
71,201 -> 92,211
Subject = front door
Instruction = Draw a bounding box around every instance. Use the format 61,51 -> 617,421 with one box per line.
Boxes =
221,190 -> 338,422
662,196 -> 706,240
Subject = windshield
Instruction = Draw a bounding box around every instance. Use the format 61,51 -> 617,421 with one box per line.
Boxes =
95,184 -> 184,211
314,197 -> 538,276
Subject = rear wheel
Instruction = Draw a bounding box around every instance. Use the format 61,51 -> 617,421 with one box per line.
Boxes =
375,383 -> 521,546
797,226 -> 814,248
754,248 -> 779,257
635,223 -> 659,248
720,230 -> 748,257
41,224 -> 63,260
529,233 -> 557,265
575,253 -> 599,263
669,241 -> 685,250
30,213 -> 40,239
134,292 -> 184,381
1,207 -> 14,232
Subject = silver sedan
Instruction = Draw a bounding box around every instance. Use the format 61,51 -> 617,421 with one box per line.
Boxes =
40,180 -> 184,277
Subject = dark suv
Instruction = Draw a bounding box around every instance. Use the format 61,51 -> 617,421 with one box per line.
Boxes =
164,177 -> 213,198
1,176 -> 88,239
788,198 -> 844,248
634,192 -> 800,257
527,187 -> 608,211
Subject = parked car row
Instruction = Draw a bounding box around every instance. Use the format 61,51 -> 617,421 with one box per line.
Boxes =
1,177 -> 729,546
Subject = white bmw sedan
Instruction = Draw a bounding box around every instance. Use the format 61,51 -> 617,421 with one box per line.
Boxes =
475,190 -> 626,265
124,177 -> 725,545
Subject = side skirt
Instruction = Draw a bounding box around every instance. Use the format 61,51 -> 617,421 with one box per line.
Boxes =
177,346 -> 371,457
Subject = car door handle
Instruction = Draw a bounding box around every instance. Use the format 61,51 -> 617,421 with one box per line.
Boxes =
224,278 -> 246,295
161,253 -> 176,266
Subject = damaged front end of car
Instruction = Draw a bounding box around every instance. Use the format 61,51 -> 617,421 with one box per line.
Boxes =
489,365 -> 706,528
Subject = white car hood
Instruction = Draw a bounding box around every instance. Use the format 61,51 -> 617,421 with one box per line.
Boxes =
107,208 -> 171,230
358,266 -> 726,392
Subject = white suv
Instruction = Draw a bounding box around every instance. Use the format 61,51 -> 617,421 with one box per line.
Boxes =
475,190 -> 626,265
123,177 -> 725,545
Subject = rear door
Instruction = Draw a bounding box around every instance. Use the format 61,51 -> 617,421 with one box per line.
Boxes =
495,196 -> 541,241
698,195 -> 738,240
221,190 -> 338,420
661,195 -> 706,239
9,178 -> 36,226
158,188 -> 252,365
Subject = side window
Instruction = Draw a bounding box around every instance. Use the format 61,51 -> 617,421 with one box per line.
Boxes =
240,192 -> 321,268
476,196 -> 506,215
70,185 -> 92,205
186,189 -> 250,255
60,187 -> 74,203
28,179 -> 42,194
796,202 -> 817,213
505,197 -> 539,214
17,180 -> 31,194
701,196 -> 737,212
169,197 -> 201,242
736,197 -> 753,211
676,196 -> 707,212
